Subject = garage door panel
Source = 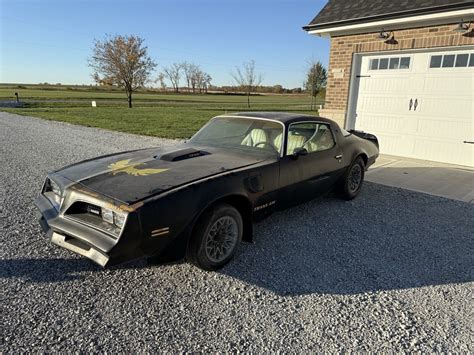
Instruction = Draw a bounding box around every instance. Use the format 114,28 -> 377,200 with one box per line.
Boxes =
354,49 -> 474,167
417,97 -> 473,119
417,117 -> 472,140
356,113 -> 419,136
357,94 -> 408,113
372,133 -> 415,157
413,139 -> 474,167
422,74 -> 473,95
359,76 -> 412,94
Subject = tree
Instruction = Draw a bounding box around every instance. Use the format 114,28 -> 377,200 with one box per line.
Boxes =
202,73 -> 212,93
162,63 -> 183,93
231,60 -> 263,108
273,84 -> 283,94
182,62 -> 199,92
156,72 -> 167,90
89,35 -> 156,108
304,60 -> 327,110
189,65 -> 200,93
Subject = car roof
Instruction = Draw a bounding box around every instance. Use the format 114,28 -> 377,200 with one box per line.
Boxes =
219,112 -> 335,126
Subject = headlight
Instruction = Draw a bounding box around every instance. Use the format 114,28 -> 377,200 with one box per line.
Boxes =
102,208 -> 114,224
44,178 -> 63,207
113,212 -> 126,228
50,179 -> 61,196
101,207 -> 126,229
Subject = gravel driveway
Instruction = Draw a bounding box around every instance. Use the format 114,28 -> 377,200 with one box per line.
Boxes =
1,112 -> 473,352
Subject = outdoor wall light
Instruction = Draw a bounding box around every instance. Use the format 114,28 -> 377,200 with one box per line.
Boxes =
377,29 -> 393,40
384,34 -> 398,45
377,29 -> 397,45
453,19 -> 471,33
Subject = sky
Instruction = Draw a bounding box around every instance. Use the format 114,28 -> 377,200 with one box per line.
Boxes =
0,0 -> 329,88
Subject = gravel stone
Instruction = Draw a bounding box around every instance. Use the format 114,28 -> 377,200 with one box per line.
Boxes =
1,112 -> 473,352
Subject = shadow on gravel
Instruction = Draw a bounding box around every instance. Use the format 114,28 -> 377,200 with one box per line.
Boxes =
2,184 -> 473,294
0,258 -> 95,282
0,257 -> 147,283
220,183 -> 474,295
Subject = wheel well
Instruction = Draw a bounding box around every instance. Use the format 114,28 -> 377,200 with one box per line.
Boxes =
358,153 -> 368,167
194,195 -> 253,243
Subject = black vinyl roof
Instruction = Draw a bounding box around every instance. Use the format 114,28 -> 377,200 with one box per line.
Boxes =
303,0 -> 474,31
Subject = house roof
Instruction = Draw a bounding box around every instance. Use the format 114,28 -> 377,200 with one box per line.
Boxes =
303,0 -> 474,31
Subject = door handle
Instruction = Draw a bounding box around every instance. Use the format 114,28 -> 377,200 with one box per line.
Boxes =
335,155 -> 343,160
409,98 -> 413,111
464,141 -> 474,144
414,98 -> 418,111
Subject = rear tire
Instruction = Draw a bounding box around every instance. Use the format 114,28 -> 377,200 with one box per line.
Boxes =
187,204 -> 243,271
338,156 -> 365,200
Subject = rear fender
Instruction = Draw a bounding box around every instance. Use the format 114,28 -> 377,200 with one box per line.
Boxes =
349,130 -> 379,150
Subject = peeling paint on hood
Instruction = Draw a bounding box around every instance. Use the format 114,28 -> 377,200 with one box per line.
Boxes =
55,144 -> 271,204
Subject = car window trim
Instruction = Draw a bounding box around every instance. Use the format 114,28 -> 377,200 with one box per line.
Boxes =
216,115 -> 287,157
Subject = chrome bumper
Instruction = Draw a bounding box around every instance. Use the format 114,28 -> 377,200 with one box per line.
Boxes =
51,232 -> 109,266
35,194 -> 116,267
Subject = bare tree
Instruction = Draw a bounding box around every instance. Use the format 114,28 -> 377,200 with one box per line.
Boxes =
182,62 -> 198,92
188,65 -> 200,93
155,72 -> 167,90
304,60 -> 327,110
203,73 -> 212,93
89,35 -> 156,108
231,60 -> 262,108
162,63 -> 183,93
195,69 -> 205,93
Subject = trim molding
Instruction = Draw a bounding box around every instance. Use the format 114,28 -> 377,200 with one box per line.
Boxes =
307,8 -> 474,37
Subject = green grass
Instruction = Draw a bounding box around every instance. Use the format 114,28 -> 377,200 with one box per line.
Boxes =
0,85 -> 322,139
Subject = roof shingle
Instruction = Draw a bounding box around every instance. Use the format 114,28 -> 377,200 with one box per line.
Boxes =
304,0 -> 474,30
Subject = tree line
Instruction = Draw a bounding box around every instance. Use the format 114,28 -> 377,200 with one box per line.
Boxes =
89,34 -> 326,109
158,62 -> 212,94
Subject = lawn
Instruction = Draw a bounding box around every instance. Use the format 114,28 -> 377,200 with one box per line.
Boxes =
0,85 -> 322,139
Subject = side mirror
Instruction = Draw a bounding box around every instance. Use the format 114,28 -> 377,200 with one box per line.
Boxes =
292,147 -> 308,159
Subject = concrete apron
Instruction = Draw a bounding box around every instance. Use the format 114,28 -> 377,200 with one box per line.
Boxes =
366,155 -> 474,203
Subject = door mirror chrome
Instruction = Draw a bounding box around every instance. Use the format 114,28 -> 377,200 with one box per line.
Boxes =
292,147 -> 308,159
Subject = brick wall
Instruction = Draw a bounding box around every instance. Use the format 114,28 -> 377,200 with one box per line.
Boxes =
320,23 -> 474,127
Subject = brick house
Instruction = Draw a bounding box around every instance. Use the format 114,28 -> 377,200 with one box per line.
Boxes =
304,0 -> 473,167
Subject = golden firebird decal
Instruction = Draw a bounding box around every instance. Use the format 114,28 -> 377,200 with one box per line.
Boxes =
108,159 -> 169,177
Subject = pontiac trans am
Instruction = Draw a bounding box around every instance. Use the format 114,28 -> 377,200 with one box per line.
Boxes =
35,112 -> 379,270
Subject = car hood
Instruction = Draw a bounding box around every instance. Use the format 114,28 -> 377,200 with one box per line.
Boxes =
55,144 -> 271,204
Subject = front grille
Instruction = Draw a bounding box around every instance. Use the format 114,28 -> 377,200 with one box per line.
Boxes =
65,202 -> 120,238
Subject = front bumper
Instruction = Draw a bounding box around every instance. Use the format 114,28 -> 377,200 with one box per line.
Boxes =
35,194 -> 141,267
51,232 -> 109,266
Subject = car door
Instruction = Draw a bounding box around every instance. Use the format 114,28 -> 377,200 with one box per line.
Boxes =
278,122 -> 343,208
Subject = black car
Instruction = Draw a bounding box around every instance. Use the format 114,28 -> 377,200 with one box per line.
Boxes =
35,112 -> 379,270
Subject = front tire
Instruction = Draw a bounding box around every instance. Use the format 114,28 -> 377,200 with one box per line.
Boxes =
188,204 -> 243,271
338,156 -> 365,200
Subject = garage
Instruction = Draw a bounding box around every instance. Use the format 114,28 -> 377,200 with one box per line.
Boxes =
348,48 -> 473,167
304,0 -> 474,168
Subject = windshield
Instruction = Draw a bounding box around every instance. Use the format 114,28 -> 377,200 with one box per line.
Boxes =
190,116 -> 284,156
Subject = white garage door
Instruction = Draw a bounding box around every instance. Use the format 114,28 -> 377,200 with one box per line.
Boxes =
352,48 -> 474,167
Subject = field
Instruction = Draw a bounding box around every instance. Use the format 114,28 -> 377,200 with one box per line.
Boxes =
0,85 -> 322,138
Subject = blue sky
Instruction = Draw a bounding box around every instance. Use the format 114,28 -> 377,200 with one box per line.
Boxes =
0,0 -> 329,88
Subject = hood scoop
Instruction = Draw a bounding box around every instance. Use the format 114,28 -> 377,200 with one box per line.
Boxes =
158,148 -> 210,162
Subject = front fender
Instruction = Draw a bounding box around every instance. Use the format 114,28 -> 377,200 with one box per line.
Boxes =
136,170 -> 253,261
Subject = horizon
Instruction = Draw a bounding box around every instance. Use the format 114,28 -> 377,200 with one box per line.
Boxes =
0,0 -> 329,88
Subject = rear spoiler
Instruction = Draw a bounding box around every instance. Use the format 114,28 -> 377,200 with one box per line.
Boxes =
349,130 -> 379,149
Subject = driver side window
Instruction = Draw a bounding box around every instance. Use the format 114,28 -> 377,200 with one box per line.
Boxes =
286,122 -> 335,155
